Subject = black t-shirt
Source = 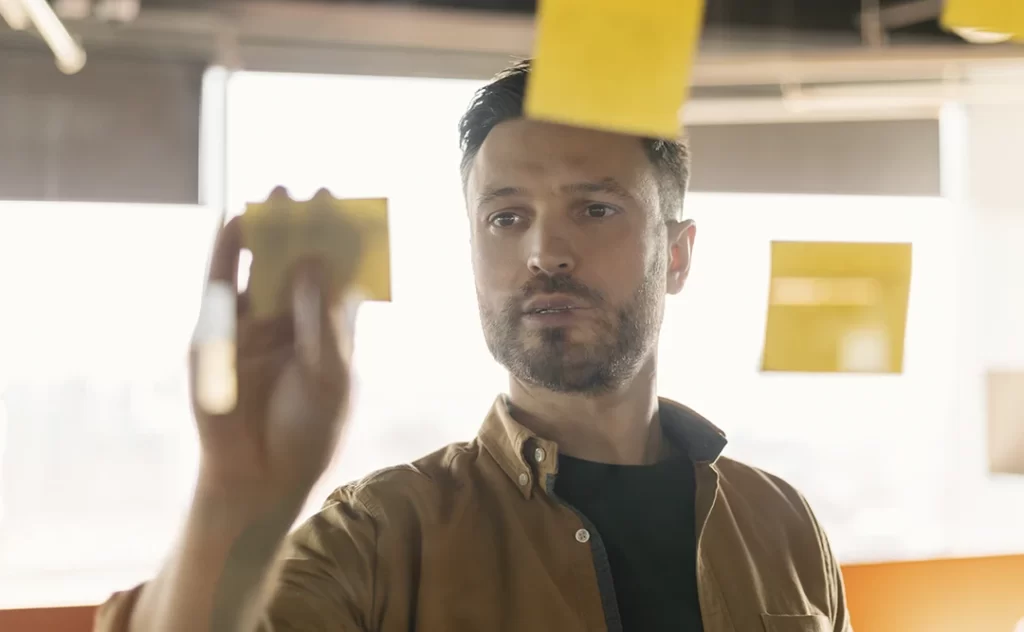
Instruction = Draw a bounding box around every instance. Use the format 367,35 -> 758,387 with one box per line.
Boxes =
554,452 -> 703,631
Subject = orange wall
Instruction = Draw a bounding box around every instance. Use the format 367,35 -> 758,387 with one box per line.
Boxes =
3,555 -> 1023,632
843,554 -> 1024,632
0,605 -> 96,632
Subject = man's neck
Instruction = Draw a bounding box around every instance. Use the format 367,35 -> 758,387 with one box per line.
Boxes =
506,357 -> 664,465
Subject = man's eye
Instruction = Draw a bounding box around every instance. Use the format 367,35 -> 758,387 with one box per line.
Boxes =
489,212 -> 521,228
584,204 -> 618,219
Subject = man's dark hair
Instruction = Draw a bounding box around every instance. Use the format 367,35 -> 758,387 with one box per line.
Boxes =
458,59 -> 691,221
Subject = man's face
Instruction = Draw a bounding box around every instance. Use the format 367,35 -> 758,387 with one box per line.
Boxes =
467,119 -> 694,394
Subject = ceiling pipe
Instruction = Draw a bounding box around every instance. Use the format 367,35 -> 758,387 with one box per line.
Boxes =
0,0 -> 29,30
20,0 -> 87,74
859,0 -> 888,48
859,0 -> 943,30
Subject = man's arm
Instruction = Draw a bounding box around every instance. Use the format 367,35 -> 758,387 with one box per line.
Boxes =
95,485 -> 379,632
122,489 -> 299,632
822,529 -> 852,632
801,495 -> 852,632
95,215 -> 363,632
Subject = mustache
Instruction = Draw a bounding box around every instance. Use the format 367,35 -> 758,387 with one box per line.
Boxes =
516,275 -> 605,306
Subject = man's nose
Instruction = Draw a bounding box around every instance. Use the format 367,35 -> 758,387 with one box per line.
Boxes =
526,222 -> 576,276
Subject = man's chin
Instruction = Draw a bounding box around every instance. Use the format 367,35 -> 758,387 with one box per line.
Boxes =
528,324 -> 603,347
519,364 -> 614,395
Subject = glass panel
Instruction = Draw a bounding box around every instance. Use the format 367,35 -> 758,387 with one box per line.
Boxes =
225,72 -> 968,563
0,203 -> 220,607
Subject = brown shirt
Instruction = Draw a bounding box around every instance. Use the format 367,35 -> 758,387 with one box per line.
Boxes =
96,396 -> 851,632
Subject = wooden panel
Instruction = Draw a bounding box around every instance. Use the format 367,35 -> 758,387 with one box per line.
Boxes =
843,554 -> 1024,632
0,606 -> 96,632
987,371 -> 1024,475
5,554 -> 1023,631
686,119 -> 942,197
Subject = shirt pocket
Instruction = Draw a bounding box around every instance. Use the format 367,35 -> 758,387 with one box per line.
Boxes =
761,613 -> 831,632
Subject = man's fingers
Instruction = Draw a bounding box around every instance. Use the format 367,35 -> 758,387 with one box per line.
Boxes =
291,262 -> 349,398
208,216 -> 244,287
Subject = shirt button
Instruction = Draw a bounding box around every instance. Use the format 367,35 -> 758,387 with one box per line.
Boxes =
575,528 -> 591,543
518,472 -> 529,486
534,448 -> 546,463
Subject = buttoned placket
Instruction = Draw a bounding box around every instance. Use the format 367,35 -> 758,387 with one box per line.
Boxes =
524,438 -> 624,632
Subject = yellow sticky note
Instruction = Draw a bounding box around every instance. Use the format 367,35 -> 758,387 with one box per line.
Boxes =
526,0 -> 706,139
242,190 -> 390,319
986,371 -> 1024,475
941,0 -> 1024,42
761,241 -> 912,374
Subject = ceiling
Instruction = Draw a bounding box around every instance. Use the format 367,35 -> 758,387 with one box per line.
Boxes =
215,0 -> 959,43
6,0 -> 1020,90
132,0 -> 957,40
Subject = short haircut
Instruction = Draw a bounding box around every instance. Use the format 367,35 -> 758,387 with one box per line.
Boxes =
457,59 -> 691,221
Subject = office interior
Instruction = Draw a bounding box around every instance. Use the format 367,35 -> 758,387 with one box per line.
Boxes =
0,1 -> 1023,631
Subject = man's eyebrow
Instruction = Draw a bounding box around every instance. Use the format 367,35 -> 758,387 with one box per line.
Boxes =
476,186 -> 527,208
561,178 -> 635,201
475,178 -> 634,208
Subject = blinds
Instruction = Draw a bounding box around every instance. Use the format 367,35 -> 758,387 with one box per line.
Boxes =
0,46 -> 203,204
686,118 -> 941,196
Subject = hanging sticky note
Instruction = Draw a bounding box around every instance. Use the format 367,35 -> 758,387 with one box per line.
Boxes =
761,241 -> 912,374
986,371 -> 1024,475
242,189 -> 390,319
525,0 -> 706,139
941,0 -> 1024,42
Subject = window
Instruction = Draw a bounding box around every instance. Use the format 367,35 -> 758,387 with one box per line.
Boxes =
226,73 -> 503,522
668,193 -> 959,562
0,203 -> 220,607
0,71 -> 1006,609
226,72 -> 965,563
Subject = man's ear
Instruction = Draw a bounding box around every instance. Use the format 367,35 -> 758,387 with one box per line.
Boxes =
666,219 -> 696,295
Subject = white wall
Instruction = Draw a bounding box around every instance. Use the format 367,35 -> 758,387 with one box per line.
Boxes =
942,101 -> 1024,556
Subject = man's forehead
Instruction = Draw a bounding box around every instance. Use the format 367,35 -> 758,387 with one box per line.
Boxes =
468,118 -> 654,195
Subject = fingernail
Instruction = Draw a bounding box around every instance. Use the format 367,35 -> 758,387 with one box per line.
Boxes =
194,281 -> 236,345
193,281 -> 238,414
342,290 -> 363,347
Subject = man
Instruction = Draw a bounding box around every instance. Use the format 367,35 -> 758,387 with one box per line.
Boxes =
97,60 -> 850,632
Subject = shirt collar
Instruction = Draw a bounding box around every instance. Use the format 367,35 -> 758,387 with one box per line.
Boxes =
477,394 -> 728,499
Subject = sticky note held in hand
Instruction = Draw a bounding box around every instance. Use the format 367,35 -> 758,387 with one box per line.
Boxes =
761,241 -> 912,374
526,0 -> 706,139
241,189 -> 390,319
942,0 -> 1024,41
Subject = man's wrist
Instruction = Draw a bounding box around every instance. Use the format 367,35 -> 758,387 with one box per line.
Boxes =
189,476 -> 309,556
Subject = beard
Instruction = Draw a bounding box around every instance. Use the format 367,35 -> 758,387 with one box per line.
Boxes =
479,265 -> 664,395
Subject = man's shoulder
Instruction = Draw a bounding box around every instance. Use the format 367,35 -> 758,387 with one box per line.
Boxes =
318,439 -> 488,520
713,455 -> 822,527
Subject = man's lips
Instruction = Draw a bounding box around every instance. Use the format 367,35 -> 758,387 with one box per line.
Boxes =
521,294 -> 589,315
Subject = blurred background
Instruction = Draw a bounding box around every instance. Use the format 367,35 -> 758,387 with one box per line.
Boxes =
0,0 -> 1022,629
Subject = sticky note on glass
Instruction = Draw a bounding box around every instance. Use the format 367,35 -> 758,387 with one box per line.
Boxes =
241,189 -> 390,319
525,0 -> 706,139
941,0 -> 1024,42
761,241 -> 912,374
987,371 -> 1024,475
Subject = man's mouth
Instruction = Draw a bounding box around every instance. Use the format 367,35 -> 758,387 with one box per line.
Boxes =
522,294 -> 587,315
520,295 -> 592,325
528,306 -> 579,315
